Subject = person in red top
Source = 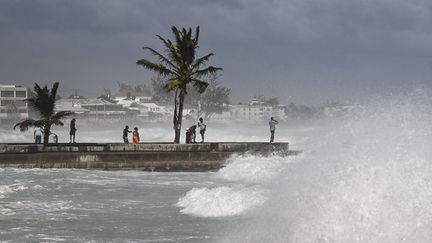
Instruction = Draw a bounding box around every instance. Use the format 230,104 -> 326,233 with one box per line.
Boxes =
132,127 -> 140,144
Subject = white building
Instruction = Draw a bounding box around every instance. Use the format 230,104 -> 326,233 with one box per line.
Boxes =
129,102 -> 171,121
113,91 -> 153,103
207,111 -> 231,121
55,98 -> 90,115
229,104 -> 285,122
56,98 -> 127,120
0,85 -> 29,122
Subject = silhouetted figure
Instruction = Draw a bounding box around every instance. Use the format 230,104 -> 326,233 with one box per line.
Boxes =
185,125 -> 197,144
69,118 -> 77,143
185,128 -> 191,144
269,117 -> 279,143
133,127 -> 140,144
189,125 -> 197,143
123,125 -> 132,144
34,126 -> 43,144
197,117 -> 206,143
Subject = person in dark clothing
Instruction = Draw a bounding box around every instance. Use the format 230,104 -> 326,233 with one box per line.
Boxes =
189,125 -> 197,143
185,128 -> 191,144
185,125 -> 197,144
123,125 -> 132,144
69,118 -> 77,143
269,117 -> 279,143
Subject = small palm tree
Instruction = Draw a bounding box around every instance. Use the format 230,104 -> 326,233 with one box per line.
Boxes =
137,26 -> 222,143
14,82 -> 74,144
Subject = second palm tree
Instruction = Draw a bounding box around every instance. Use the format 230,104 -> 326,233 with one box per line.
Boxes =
137,26 -> 222,143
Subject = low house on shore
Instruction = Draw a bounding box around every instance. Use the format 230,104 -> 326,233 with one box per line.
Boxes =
113,90 -> 153,103
56,97 -> 129,120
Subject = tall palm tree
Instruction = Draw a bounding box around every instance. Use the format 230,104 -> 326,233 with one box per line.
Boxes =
14,82 -> 74,144
137,26 -> 222,143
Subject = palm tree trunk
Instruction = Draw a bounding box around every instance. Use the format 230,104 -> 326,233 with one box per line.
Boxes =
173,89 -> 178,130
43,125 -> 51,144
174,89 -> 185,144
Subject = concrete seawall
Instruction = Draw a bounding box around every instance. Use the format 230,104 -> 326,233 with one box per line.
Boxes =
0,142 -> 299,171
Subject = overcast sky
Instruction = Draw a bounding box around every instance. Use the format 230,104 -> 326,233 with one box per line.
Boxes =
1,0 -> 432,104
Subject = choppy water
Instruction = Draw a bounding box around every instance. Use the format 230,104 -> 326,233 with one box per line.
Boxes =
0,169 -> 233,242
2,89 -> 432,242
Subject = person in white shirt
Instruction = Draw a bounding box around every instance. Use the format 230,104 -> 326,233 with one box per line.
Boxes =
269,117 -> 279,143
197,117 -> 207,143
34,126 -> 43,144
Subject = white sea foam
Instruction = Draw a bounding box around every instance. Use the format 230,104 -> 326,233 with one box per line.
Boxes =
32,185 -> 43,190
3,200 -> 76,217
0,185 -> 14,195
0,184 -> 28,198
220,89 -> 432,243
218,154 -> 298,184
177,153 -> 302,218
176,186 -> 267,217
0,207 -> 16,216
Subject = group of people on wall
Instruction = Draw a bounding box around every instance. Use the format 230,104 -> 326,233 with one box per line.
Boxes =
122,117 -> 207,145
122,125 -> 140,144
33,118 -> 76,144
33,117 -> 279,144
185,117 -> 206,144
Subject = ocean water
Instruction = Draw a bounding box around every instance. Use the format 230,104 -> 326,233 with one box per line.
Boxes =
2,89 -> 432,242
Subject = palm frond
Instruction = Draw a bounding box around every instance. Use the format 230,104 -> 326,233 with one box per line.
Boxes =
50,118 -> 65,126
26,96 -> 38,110
191,79 -> 209,93
33,83 -> 42,95
192,53 -> 214,70
193,26 -> 200,45
156,36 -> 182,65
14,119 -> 41,131
50,82 -> 59,100
156,35 -> 173,50
27,82 -> 58,119
136,59 -> 175,76
142,47 -> 178,71
192,66 -> 223,78
171,26 -> 182,47
164,79 -> 182,91
52,111 -> 74,120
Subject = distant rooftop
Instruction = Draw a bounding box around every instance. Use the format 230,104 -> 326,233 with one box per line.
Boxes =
0,84 -> 26,88
114,90 -> 152,98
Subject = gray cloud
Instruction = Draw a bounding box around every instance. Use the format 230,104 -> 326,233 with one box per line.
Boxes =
0,0 -> 431,104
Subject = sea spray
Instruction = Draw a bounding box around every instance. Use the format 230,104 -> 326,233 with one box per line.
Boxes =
219,89 -> 432,243
176,153 -> 299,217
218,154 -> 299,184
176,186 -> 267,217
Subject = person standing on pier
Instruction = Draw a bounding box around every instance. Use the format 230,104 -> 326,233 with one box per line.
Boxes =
69,118 -> 77,143
133,127 -> 140,144
189,125 -> 197,143
185,125 -> 197,144
269,117 -> 279,143
123,125 -> 132,144
198,117 -> 206,143
34,126 -> 43,144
